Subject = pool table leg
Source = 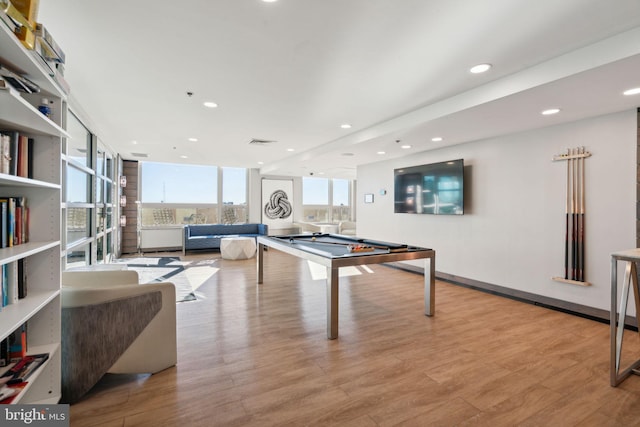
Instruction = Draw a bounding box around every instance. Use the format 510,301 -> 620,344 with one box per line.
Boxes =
327,266 -> 339,339
257,243 -> 264,284
424,255 -> 435,316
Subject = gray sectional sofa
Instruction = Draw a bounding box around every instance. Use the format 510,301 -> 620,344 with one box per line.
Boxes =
183,223 -> 268,254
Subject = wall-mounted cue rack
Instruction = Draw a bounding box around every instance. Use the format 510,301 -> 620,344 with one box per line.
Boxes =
552,147 -> 592,286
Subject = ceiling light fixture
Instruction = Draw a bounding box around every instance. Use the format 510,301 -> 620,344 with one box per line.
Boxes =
262,0 -> 278,2
401,145 -> 411,149
203,101 -> 218,108
286,148 -> 295,152
470,63 -> 492,74
377,151 -> 386,155
340,123 -> 352,129
541,108 -> 561,115
431,137 -> 443,142
188,138 -> 198,142
623,87 -> 640,96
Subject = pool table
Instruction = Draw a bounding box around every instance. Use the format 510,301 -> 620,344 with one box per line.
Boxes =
256,233 -> 436,339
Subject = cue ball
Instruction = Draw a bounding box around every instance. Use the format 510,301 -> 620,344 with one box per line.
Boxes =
311,237 -> 316,241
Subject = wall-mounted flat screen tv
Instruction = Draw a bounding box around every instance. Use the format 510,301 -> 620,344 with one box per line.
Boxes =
394,159 -> 464,215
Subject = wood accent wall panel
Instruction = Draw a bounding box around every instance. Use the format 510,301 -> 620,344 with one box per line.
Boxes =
121,160 -> 139,254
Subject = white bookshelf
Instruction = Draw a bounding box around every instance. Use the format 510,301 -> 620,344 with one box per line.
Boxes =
0,17 -> 63,404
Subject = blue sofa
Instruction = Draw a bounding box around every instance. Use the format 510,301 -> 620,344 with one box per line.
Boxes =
183,223 -> 268,254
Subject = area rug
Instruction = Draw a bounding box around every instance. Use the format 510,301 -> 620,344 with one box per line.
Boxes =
113,257 -> 220,302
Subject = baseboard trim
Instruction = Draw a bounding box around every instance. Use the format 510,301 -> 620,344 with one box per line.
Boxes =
384,262 -> 637,330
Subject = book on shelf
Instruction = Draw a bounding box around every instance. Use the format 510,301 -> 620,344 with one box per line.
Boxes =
0,198 -> 7,248
34,22 -> 65,63
0,262 -> 6,307
0,133 -> 9,174
31,38 -> 56,77
8,324 -> 26,362
0,131 -> 35,178
17,258 -> 26,299
0,381 -> 28,404
7,196 -> 14,247
0,63 -> 40,93
7,131 -> 18,176
0,260 -> 21,309
0,196 -> 28,248
0,338 -> 7,366
1,353 -> 49,385
4,261 -> 17,304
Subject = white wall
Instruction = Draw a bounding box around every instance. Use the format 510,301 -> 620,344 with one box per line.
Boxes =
357,110 -> 637,312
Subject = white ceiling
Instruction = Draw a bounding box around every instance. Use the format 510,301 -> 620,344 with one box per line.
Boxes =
38,0 -> 640,179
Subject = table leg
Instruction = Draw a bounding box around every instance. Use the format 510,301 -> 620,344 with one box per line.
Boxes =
327,266 -> 339,339
424,255 -> 435,316
257,243 -> 264,284
611,259 -> 640,386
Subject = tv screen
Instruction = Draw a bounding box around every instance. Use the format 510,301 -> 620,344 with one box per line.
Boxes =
394,159 -> 464,215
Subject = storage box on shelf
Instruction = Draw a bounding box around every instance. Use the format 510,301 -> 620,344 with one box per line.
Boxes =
0,13 -> 64,404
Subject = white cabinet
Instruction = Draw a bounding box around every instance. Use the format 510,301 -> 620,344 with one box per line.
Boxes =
0,18 -> 64,404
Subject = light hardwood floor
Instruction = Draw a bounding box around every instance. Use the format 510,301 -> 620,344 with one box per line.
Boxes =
69,250 -> 640,426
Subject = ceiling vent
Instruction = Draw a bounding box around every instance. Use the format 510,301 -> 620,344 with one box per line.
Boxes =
131,152 -> 149,158
248,138 -> 276,145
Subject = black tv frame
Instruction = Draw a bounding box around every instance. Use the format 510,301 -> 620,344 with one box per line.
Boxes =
394,159 -> 464,215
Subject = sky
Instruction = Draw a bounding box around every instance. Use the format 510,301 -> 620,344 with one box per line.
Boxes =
141,162 -> 246,204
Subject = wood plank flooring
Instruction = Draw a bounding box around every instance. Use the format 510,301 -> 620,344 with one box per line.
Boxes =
69,250 -> 640,426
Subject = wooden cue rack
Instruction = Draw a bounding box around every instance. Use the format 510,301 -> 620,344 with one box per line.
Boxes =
552,147 -> 592,286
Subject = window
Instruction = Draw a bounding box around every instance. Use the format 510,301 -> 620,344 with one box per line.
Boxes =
141,162 -> 217,203
139,162 -> 229,227
66,207 -> 90,244
66,112 -> 91,167
302,177 -> 329,222
66,165 -> 90,203
222,167 -> 247,224
302,177 -> 352,223
332,178 -> 350,222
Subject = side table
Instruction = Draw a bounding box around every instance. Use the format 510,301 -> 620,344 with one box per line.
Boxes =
221,237 -> 257,260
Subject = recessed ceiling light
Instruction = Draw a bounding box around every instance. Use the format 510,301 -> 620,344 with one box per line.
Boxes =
257,161 -> 264,165
377,151 -> 386,155
203,101 -> 218,108
470,63 -> 492,74
188,138 -> 198,142
623,87 -> 640,96
340,123 -> 352,129
401,145 -> 411,149
541,108 -> 561,115
431,137 -> 443,142
286,148 -> 295,152
131,140 -> 138,145
180,155 -> 188,159
262,0 -> 278,2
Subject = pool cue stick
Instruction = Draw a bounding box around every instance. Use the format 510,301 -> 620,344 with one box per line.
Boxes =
578,146 -> 586,281
575,148 -> 581,280
571,148 -> 578,281
300,239 -> 390,251
564,148 -> 570,280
